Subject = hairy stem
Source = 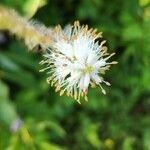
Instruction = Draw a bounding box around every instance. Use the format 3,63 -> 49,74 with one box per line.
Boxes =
0,5 -> 53,51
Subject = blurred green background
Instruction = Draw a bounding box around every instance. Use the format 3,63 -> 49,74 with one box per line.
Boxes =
0,0 -> 150,150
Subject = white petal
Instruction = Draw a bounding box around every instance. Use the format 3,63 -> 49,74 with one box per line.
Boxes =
63,25 -> 72,39
73,62 -> 85,71
83,74 -> 90,90
91,74 -> 102,84
93,59 -> 106,69
73,36 -> 91,62
55,41 -> 73,58
87,52 -> 98,64
68,71 -> 81,84
56,67 -> 70,78
78,76 -> 84,89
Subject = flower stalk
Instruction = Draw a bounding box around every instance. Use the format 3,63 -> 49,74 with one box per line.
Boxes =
0,5 -> 52,50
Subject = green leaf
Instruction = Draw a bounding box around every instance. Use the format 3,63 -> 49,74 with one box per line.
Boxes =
139,0 -> 150,6
4,69 -> 37,87
83,122 -> 102,148
143,128 -> 150,150
0,80 -> 9,101
36,121 -> 66,138
23,0 -> 47,18
123,137 -> 135,150
0,101 -> 18,125
0,52 -> 20,71
0,0 -> 47,17
39,142 -> 65,150
123,23 -> 142,41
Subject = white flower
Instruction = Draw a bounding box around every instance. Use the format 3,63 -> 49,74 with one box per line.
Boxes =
40,21 -> 117,103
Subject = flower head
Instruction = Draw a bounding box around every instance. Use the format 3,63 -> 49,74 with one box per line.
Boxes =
40,21 -> 117,103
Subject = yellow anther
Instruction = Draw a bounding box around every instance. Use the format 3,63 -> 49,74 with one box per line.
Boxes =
111,61 -> 118,64
55,86 -> 60,92
60,90 -> 64,96
84,95 -> 88,101
74,91 -> 78,100
91,82 -> 96,88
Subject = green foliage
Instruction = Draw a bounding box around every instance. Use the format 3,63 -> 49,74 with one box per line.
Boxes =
0,0 -> 47,17
0,0 -> 150,150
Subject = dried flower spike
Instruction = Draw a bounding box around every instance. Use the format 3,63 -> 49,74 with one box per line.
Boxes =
40,21 -> 117,103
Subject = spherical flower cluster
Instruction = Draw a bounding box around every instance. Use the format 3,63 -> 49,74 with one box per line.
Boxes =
40,21 -> 117,103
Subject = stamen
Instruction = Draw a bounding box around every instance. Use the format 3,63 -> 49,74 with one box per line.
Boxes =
72,35 -> 77,40
106,61 -> 118,65
77,100 -> 81,104
39,60 -> 45,65
74,21 -> 80,28
63,35 -> 68,41
82,25 -> 88,35
111,61 -> 118,64
39,66 -> 51,72
51,81 -> 54,86
47,77 -> 53,83
77,90 -> 81,102
103,81 -> 111,86
84,95 -> 88,101
104,53 -> 116,61
55,86 -> 60,92
101,46 -> 108,51
54,25 -> 61,33
81,91 -> 84,97
83,89 -> 88,95
60,90 -> 64,96
94,32 -> 102,39
98,83 -> 106,95
74,91 -> 77,100
100,40 -> 106,46
90,82 -> 96,88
